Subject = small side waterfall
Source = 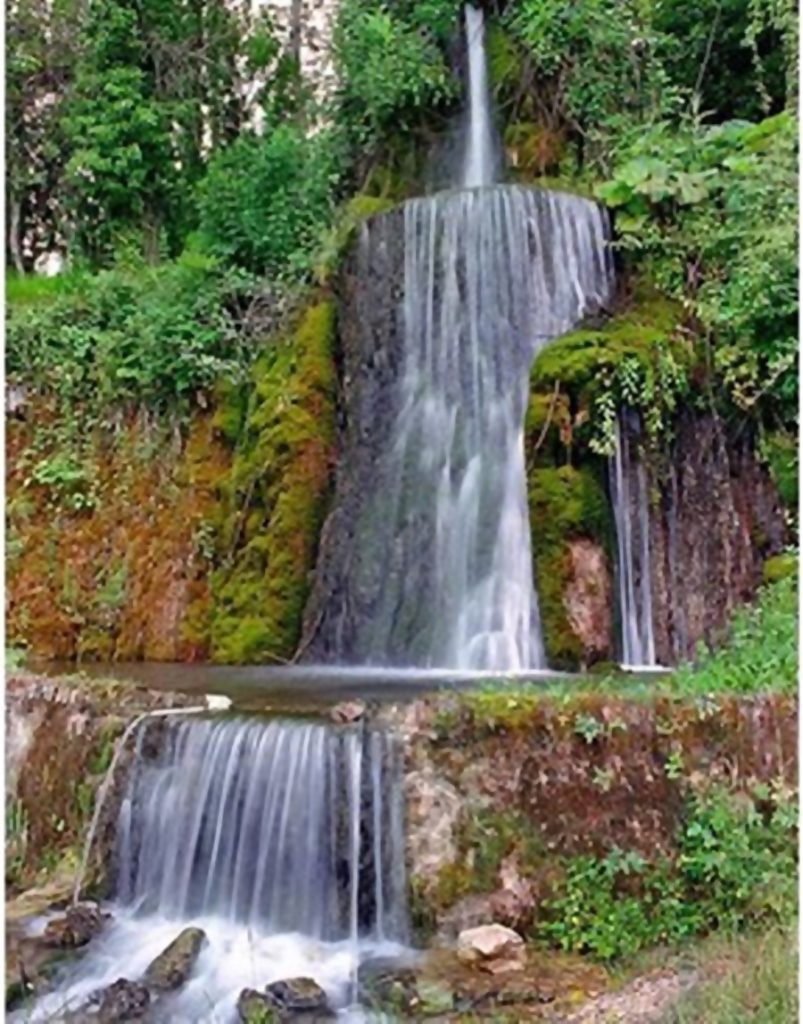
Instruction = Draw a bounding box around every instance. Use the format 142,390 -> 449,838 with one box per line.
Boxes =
461,4 -> 498,188
610,409 -> 657,668
25,716 -> 409,1022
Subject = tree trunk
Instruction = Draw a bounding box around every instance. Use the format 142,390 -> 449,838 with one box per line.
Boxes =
8,194 -> 25,274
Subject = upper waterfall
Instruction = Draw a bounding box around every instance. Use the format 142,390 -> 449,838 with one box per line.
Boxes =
303,188 -> 614,669
461,4 -> 498,188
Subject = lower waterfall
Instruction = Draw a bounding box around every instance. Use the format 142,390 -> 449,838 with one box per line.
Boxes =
24,716 -> 409,1022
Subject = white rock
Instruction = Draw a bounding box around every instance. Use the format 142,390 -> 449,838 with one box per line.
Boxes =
456,924 -> 526,970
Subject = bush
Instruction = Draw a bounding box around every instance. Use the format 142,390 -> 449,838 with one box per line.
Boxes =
541,785 -> 797,960
197,124 -> 341,277
6,253 -> 256,414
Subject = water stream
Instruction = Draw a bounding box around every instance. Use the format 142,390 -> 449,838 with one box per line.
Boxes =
25,716 -> 409,1022
461,4 -> 498,187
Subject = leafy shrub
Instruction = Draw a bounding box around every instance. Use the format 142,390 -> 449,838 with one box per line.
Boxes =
197,125 -> 341,276
6,253 -> 256,414
333,0 -> 457,145
599,112 -> 797,427
541,784 -> 797,960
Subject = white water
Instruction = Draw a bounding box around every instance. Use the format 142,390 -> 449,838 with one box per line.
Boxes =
23,717 -> 410,1022
610,410 -> 657,667
461,4 -> 497,187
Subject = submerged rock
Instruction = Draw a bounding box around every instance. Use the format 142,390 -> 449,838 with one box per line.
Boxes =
237,987 -> 279,1022
456,924 -> 526,973
144,926 -> 206,991
43,902 -> 108,948
97,978 -> 150,1021
264,976 -> 334,1018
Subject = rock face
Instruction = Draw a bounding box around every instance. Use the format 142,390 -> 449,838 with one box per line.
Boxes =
144,926 -> 207,991
649,412 -> 786,664
405,766 -> 463,894
97,978 -> 151,1022
456,924 -> 526,974
564,538 -> 613,663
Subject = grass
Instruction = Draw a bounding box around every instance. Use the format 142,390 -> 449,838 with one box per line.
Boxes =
5,269 -> 88,307
662,926 -> 798,1023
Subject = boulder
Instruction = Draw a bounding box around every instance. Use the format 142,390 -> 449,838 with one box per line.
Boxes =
97,978 -> 150,1021
237,987 -> 279,1022
358,957 -> 418,1015
144,926 -> 206,991
330,700 -> 366,724
264,976 -> 334,1018
456,924 -> 526,974
43,902 -> 108,948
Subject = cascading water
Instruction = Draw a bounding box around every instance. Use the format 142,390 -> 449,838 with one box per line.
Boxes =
461,4 -> 498,188
301,3 -> 614,671
304,187 -> 615,669
609,409 -> 657,668
24,716 -> 409,1022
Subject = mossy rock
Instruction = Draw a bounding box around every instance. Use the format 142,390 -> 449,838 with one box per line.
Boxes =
529,465 -> 613,669
531,288 -> 689,406
761,429 -> 798,512
208,299 -> 337,664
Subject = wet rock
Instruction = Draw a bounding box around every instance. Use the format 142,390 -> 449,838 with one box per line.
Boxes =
97,978 -> 150,1021
416,978 -> 454,1014
237,987 -> 280,1022
43,902 -> 108,948
456,924 -> 526,973
358,958 -> 418,1014
144,926 -> 206,991
264,977 -> 334,1018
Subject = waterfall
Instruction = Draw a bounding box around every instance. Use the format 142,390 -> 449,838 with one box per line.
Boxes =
461,4 -> 498,188
24,717 -> 409,1022
610,409 -> 657,668
304,187 -> 615,669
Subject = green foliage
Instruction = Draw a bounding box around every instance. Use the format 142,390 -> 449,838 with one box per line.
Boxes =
599,112 -> 797,427
541,784 -> 797,960
528,465 -> 613,668
6,254 -> 256,415
671,572 -> 797,695
502,0 -> 682,175
760,429 -> 798,513
197,125 -> 342,277
333,0 -> 458,145
314,193 -> 397,285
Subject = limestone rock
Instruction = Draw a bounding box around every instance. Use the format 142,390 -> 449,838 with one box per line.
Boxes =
144,926 -> 206,991
405,765 -> 462,890
97,978 -> 150,1022
43,902 -> 108,948
456,924 -> 526,974
330,700 -> 365,724
564,538 -> 612,662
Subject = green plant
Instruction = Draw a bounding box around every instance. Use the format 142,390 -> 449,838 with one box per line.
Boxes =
197,125 -> 342,277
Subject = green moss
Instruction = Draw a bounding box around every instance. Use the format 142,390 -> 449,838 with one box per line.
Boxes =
211,378 -> 249,446
531,289 -> 688,405
762,553 -> 797,585
207,299 -> 337,664
529,465 -> 613,669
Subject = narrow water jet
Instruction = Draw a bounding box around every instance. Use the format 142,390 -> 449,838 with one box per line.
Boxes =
461,4 -> 498,188
609,409 -> 657,668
